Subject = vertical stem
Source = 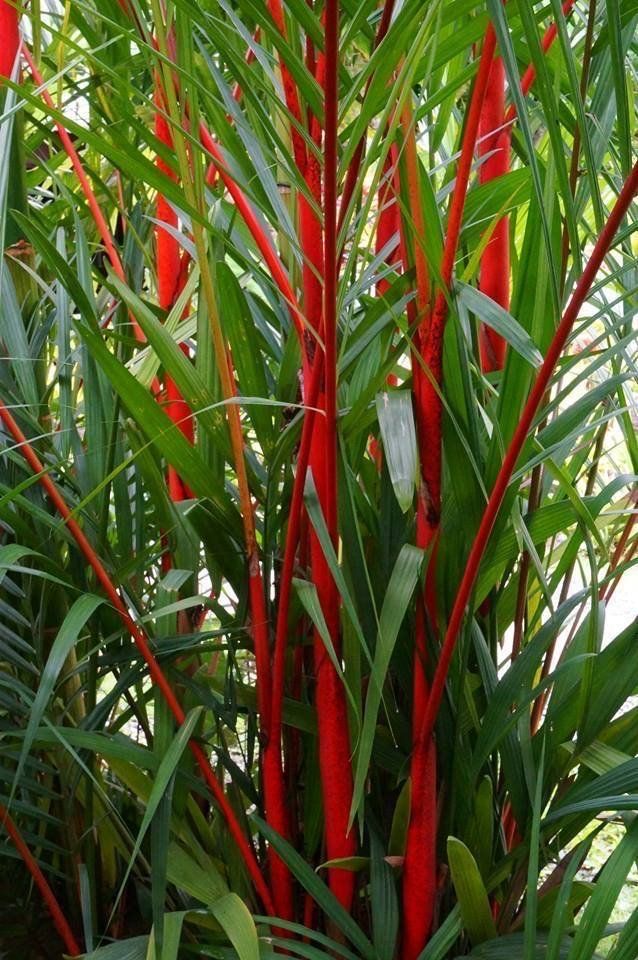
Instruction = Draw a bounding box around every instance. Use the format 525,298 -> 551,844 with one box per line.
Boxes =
402,34 -> 495,958
478,56 -> 511,372
154,99 -> 194,505
308,0 -> 357,911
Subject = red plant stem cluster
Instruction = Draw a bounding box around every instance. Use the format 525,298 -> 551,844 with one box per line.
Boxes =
5,0 -> 632,947
477,0 -> 575,372
402,28 -> 497,957
401,0 -> 580,946
316,0 -> 358,910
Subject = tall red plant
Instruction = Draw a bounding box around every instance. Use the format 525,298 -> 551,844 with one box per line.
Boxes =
402,30 -> 496,958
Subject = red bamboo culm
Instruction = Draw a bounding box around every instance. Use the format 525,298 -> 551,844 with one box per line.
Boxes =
0,0 -> 19,78
308,0 -> 357,911
402,30 -> 497,959
478,55 -> 511,372
154,101 -> 194,504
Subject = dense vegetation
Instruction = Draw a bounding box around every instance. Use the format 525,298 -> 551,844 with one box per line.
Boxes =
0,0 -> 637,957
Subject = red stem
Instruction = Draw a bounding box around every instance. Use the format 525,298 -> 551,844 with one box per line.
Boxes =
0,802 -> 81,956
266,0 -> 308,174
0,0 -> 19,79
413,26 -> 496,543
264,350 -> 324,920
0,400 -> 275,914
154,100 -> 195,503
22,47 -> 145,344
416,160 -> 638,756
310,0 -> 357,912
478,56 -> 510,372
402,31 -> 498,959
375,145 -> 401,297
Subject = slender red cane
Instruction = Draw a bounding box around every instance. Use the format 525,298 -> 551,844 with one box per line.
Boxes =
402,31 -> 496,959
154,101 -> 194,503
0,401 -> 275,913
478,56 -> 510,372
312,0 -> 357,912
0,803 -> 81,956
0,0 -> 19,78
23,46 -> 145,344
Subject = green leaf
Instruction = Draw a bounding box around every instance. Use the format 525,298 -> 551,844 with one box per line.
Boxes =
456,283 -> 543,367
79,938 -> 149,960
166,843 -> 228,905
253,815 -> 375,959
566,819 -> 638,958
351,544 -> 423,820
447,837 -> 497,945
210,894 -> 259,960
10,594 -> 103,807
375,391 -> 419,512
108,708 -> 203,926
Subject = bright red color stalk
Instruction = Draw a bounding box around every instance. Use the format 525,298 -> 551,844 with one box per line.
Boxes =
266,0 -> 308,174
154,49 -> 295,923
0,400 -> 275,914
154,104 -> 194,503
0,802 -> 81,955
264,350 -> 324,921
376,146 -> 401,297
414,26 -> 497,540
478,56 -> 510,372
416,159 -> 638,757
303,1 -> 357,910
0,0 -> 19,79
403,32 -> 496,959
394,100 -> 438,957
